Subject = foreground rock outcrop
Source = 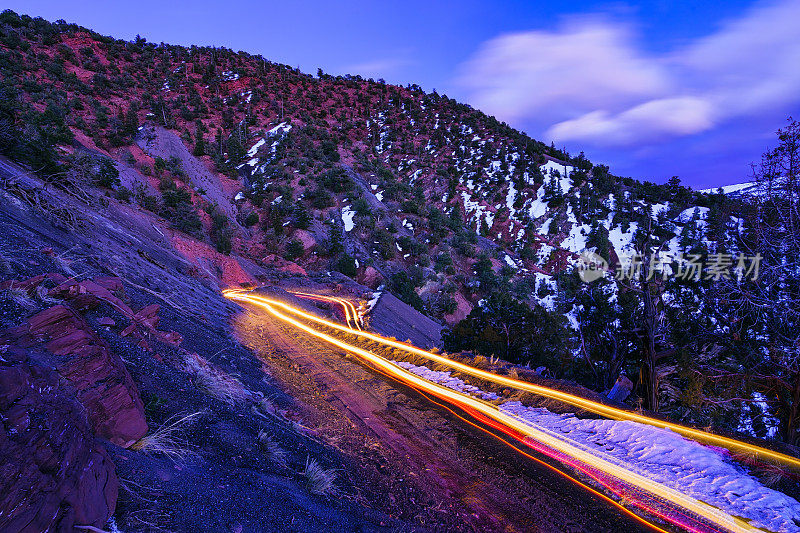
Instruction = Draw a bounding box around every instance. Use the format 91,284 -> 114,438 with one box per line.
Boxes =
0,273 -> 153,531
2,304 -> 148,447
0,345 -> 118,532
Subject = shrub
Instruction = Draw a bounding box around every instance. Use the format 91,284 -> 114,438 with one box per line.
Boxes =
307,187 -> 333,209
244,211 -> 259,227
138,193 -> 158,212
301,457 -> 337,496
95,158 -> 120,188
172,203 -> 202,236
115,186 -> 132,203
334,254 -> 357,278
284,239 -> 304,261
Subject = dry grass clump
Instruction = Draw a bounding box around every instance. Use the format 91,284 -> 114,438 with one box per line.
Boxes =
130,411 -> 202,460
183,352 -> 252,405
732,452 -> 791,488
252,396 -> 279,419
472,355 -> 490,369
756,462 -> 790,487
257,430 -> 288,467
2,286 -> 38,311
112,478 -> 175,532
301,457 -> 338,496
34,284 -> 62,306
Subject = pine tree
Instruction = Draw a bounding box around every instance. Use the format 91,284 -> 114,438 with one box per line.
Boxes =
193,120 -> 205,156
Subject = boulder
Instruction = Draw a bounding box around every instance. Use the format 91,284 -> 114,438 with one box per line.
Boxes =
263,254 -> 307,276
607,375 -> 634,403
0,345 -> 118,532
292,229 -> 317,251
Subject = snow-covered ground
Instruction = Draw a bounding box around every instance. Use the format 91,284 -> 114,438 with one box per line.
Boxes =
700,182 -> 757,195
365,291 -> 382,312
394,359 -> 800,532
502,403 -> 800,532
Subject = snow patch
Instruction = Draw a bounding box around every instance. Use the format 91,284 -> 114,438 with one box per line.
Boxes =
341,205 -> 355,232
394,361 -> 499,401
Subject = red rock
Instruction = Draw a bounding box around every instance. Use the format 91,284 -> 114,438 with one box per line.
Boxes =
49,278 -> 134,317
159,330 -> 183,346
120,323 -> 137,337
292,229 -> 317,251
359,266 -> 383,289
93,276 -> 124,293
262,254 -> 307,276
0,346 -> 118,532
0,273 -> 47,292
134,303 -> 160,329
1,305 -> 148,447
98,317 -> 116,327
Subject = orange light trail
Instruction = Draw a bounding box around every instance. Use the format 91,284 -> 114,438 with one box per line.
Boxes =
224,289 -> 800,471
388,372 -> 671,533
225,289 -> 762,533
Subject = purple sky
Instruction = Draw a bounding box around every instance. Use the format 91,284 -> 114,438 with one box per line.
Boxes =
7,0 -> 800,188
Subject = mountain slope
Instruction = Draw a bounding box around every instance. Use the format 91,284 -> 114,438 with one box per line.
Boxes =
2,8 -> 796,451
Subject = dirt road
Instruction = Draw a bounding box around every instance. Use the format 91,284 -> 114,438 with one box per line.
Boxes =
232,302 -> 652,533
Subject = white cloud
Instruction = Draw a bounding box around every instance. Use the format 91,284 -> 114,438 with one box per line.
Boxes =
457,0 -> 800,148
547,97 -> 715,146
458,20 -> 669,124
676,0 -> 800,116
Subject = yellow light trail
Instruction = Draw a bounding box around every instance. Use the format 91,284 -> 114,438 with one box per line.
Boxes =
288,290 -> 363,330
225,289 -> 760,533
224,289 -> 800,470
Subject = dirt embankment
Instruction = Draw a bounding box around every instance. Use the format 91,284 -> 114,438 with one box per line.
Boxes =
137,125 -> 240,220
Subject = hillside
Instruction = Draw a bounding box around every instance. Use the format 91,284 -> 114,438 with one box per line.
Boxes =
2,9 -> 800,532
0,10 -> 728,320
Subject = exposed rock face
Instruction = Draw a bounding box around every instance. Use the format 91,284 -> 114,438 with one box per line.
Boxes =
358,266 -> 383,289
0,345 -> 118,532
2,305 -> 148,447
369,292 -> 442,349
262,254 -> 308,276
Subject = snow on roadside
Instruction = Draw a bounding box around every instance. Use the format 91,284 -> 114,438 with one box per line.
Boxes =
500,402 -> 800,532
365,291 -> 382,312
394,361 -> 499,400
394,357 -> 800,532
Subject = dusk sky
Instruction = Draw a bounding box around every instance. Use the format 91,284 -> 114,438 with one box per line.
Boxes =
7,0 -> 800,188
